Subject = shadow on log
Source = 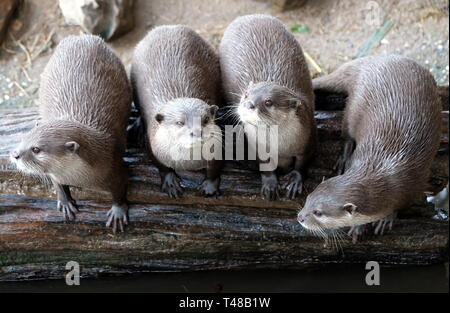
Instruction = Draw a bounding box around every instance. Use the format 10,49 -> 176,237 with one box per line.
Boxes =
0,91 -> 448,281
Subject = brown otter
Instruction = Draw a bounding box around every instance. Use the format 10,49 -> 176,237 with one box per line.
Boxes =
297,55 -> 442,242
131,25 -> 223,198
10,35 -> 132,233
219,14 -> 316,201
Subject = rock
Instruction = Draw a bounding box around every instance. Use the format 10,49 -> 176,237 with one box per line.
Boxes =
58,0 -> 135,41
0,0 -> 21,45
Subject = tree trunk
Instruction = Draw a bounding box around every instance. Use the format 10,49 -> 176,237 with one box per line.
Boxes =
0,98 -> 448,281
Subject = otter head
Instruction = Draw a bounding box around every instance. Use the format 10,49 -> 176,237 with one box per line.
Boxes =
10,120 -> 95,180
154,98 -> 220,150
297,176 -> 366,231
237,81 -> 301,126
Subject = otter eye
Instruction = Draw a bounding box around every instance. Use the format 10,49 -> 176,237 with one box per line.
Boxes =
31,147 -> 40,154
265,99 -> 273,107
176,121 -> 185,126
202,117 -> 210,125
313,210 -> 322,217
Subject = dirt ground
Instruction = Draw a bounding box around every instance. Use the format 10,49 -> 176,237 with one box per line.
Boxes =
0,0 -> 448,109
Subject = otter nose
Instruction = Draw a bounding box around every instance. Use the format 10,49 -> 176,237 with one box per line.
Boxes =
190,129 -> 202,137
11,150 -> 20,160
244,101 -> 255,110
297,213 -> 305,224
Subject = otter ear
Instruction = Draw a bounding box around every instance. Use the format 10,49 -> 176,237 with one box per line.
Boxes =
65,141 -> 79,153
210,105 -> 219,117
343,203 -> 357,215
155,114 -> 164,124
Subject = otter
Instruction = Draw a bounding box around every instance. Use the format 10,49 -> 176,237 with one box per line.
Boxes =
219,14 -> 316,201
297,55 -> 442,242
10,35 -> 132,233
131,25 -> 223,198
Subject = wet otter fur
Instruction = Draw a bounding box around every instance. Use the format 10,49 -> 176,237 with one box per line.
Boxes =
131,25 -> 223,198
11,35 -> 132,233
297,55 -> 442,242
219,14 -> 316,201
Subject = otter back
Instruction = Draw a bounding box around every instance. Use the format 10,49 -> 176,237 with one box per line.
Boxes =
39,35 -> 131,145
340,56 -> 440,185
131,25 -> 221,120
220,14 -> 314,109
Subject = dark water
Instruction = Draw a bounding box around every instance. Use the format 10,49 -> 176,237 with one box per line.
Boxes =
0,264 -> 448,293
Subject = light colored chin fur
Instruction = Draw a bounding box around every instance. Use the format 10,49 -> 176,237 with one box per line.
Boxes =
47,156 -> 93,186
153,124 -> 221,171
301,212 -> 386,230
238,105 -> 301,158
237,105 -> 260,126
13,159 -> 44,176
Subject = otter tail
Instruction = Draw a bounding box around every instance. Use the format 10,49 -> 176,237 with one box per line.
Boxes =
313,61 -> 360,95
313,61 -> 360,110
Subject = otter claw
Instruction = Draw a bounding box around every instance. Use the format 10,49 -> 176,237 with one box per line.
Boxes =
57,200 -> 79,221
161,172 -> 183,198
198,179 -> 220,198
281,170 -> 303,199
333,156 -> 346,175
106,204 -> 129,234
372,212 -> 396,235
348,224 -> 368,243
261,180 -> 280,201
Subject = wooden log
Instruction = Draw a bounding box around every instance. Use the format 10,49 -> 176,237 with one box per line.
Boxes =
0,100 -> 448,280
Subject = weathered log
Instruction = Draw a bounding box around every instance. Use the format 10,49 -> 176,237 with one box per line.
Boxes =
0,102 -> 448,281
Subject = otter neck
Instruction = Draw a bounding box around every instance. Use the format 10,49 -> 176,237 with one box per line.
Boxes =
342,168 -> 405,217
49,120 -> 116,187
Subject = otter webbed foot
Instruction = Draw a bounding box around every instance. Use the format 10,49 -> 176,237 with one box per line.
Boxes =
261,173 -> 280,201
281,170 -> 303,199
199,178 -> 220,197
334,139 -> 355,175
57,199 -> 79,221
53,183 -> 78,221
372,212 -> 397,235
347,224 -> 369,243
161,171 -> 183,198
333,156 -> 347,175
348,212 -> 397,243
106,204 -> 129,233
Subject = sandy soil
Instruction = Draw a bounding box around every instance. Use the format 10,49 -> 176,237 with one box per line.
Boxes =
0,0 -> 448,109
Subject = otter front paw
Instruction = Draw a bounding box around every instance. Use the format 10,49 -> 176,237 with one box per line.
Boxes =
372,212 -> 396,235
333,156 -> 346,175
347,224 -> 369,243
198,179 -> 220,197
106,204 -> 129,233
281,170 -> 303,199
261,177 -> 280,201
57,199 -> 79,221
161,172 -> 183,198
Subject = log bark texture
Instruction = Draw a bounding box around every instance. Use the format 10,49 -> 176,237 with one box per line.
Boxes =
0,99 -> 448,281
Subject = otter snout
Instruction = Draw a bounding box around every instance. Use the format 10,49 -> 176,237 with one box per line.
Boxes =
244,101 -> 256,110
189,128 -> 202,138
10,150 -> 20,160
297,211 -> 317,230
297,212 -> 305,224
